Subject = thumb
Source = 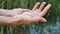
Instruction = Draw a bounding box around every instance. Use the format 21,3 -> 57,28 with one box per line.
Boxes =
32,17 -> 47,23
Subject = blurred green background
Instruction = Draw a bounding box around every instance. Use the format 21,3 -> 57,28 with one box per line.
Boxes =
0,0 -> 60,34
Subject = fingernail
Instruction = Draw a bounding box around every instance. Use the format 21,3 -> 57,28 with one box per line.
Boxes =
42,19 -> 47,22
44,20 -> 47,22
42,2 -> 46,3
48,4 -> 52,6
37,2 -> 40,4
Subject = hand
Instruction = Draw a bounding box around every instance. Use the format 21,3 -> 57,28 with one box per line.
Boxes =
32,2 -> 51,17
8,15 -> 46,26
13,2 -> 51,17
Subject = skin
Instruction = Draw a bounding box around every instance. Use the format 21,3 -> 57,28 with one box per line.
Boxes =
0,2 -> 51,26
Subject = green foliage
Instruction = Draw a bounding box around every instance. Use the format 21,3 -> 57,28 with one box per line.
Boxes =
0,0 -> 60,34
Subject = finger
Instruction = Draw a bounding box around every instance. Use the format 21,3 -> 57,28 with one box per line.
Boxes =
32,17 -> 47,23
39,4 -> 51,17
39,2 -> 46,11
32,2 -> 40,11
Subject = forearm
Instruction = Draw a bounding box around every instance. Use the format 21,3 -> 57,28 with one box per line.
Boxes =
0,9 -> 17,16
0,15 -> 23,26
0,16 -> 13,26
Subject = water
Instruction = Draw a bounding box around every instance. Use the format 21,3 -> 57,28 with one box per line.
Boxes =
28,17 -> 60,34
